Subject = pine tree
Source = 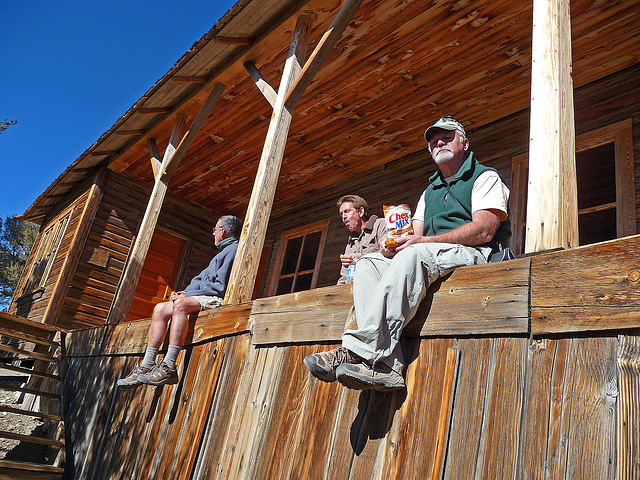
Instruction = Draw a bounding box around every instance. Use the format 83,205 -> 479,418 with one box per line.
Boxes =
0,216 -> 38,307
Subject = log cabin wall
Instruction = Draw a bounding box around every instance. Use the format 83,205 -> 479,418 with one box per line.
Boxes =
259,63 -> 640,296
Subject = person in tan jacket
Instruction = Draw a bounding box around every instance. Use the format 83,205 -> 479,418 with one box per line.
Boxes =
336,195 -> 386,284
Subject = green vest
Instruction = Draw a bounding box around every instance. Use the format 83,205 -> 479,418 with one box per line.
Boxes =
422,152 -> 511,250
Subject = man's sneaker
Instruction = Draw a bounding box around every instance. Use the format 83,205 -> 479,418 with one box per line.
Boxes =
336,361 -> 405,391
117,364 -> 154,388
304,346 -> 361,383
137,363 -> 178,386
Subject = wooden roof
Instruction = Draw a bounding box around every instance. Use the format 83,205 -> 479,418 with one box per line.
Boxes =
23,0 -> 640,222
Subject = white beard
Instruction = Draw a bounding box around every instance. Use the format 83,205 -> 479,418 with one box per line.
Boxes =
433,148 -> 454,164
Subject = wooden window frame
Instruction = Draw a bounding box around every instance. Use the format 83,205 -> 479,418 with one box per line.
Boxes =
21,210 -> 73,296
510,119 -> 635,254
269,219 -> 330,296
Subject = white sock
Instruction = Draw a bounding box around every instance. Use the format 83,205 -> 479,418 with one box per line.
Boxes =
162,345 -> 181,370
141,347 -> 158,369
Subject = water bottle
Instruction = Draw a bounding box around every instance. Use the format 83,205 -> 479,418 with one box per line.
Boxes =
346,258 -> 358,283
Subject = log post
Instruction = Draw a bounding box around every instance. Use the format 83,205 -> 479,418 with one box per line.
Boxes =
106,84 -> 226,324
225,0 -> 363,304
525,0 -> 578,253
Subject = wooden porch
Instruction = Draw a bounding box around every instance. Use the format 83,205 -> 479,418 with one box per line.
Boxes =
58,235 -> 640,479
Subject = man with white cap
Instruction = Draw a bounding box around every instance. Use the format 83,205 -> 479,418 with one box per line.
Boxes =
304,116 -> 511,390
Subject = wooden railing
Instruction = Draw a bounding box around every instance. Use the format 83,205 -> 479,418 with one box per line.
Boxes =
0,311 -> 65,480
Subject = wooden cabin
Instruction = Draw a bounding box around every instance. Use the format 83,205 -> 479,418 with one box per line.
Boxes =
2,0 -> 640,478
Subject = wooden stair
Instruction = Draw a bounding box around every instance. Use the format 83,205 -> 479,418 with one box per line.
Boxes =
0,311 -> 65,479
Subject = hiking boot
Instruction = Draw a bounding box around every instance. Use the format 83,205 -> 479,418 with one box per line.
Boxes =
117,364 -> 154,388
137,363 -> 178,386
303,346 -> 360,383
336,361 -> 405,391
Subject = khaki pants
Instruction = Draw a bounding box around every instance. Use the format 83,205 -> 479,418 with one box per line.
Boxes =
342,243 -> 489,374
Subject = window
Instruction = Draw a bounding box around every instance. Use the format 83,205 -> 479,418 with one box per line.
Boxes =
510,119 -> 635,253
269,219 -> 330,296
23,211 -> 73,294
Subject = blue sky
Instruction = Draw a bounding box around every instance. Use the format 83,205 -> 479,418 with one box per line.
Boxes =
1,0 -> 236,221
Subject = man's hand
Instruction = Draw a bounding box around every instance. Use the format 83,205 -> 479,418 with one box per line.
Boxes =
379,237 -> 397,258
395,234 -> 427,252
170,291 -> 186,301
340,254 -> 354,268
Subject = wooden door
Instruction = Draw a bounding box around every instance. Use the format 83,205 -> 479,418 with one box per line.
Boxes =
126,229 -> 185,322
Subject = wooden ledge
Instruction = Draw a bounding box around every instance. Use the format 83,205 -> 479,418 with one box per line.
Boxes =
250,258 -> 531,345
531,234 -> 640,334
65,302 -> 252,357
63,235 -> 640,355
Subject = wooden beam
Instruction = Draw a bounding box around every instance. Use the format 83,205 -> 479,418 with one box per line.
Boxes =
115,129 -> 146,136
215,36 -> 253,45
148,138 -> 162,179
138,107 -> 172,114
224,15 -> 312,305
614,122 -> 636,237
90,150 -> 119,157
105,115 -> 185,324
106,84 -> 226,324
0,459 -> 64,475
172,76 -> 208,84
284,0 -> 364,110
0,310 -> 60,335
243,61 -> 277,108
161,83 -> 227,179
525,0 -> 578,252
225,2 -> 363,304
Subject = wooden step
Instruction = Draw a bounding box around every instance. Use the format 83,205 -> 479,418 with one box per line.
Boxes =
0,311 -> 59,333
0,361 -> 59,381
0,405 -> 61,422
0,383 -> 61,399
0,459 -> 64,480
0,431 -> 64,447
0,344 -> 57,363
0,326 -> 59,347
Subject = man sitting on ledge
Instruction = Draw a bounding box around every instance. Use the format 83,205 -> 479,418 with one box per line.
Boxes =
304,116 -> 510,390
336,194 -> 386,284
117,214 -> 243,388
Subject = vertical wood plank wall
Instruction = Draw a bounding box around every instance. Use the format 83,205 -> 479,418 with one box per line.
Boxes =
61,331 -> 631,479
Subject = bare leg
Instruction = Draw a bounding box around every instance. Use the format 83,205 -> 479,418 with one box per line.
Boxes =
167,296 -> 202,347
147,300 -> 177,349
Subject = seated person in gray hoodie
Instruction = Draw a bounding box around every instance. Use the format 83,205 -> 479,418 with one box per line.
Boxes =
117,214 -> 243,387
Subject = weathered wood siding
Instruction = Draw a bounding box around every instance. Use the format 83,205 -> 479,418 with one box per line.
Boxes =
9,179 -> 93,322
259,63 -> 640,297
60,238 -> 640,479
61,335 -> 630,479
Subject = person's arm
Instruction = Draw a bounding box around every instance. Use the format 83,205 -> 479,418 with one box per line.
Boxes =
412,219 -> 424,237
394,209 -> 501,252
